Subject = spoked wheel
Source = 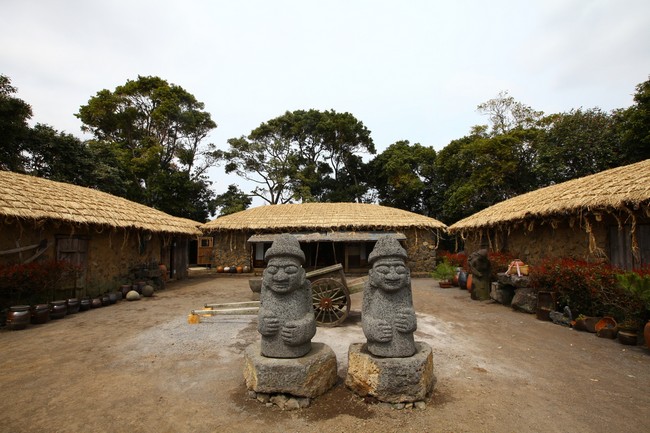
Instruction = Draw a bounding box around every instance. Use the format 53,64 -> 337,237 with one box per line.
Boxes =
311,278 -> 350,327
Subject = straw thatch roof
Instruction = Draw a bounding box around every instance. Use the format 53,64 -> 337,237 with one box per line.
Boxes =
201,202 -> 446,232
0,171 -> 201,235
448,159 -> 650,234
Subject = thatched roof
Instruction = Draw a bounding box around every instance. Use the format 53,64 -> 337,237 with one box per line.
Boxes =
0,171 -> 201,235
448,159 -> 650,234
201,202 -> 446,232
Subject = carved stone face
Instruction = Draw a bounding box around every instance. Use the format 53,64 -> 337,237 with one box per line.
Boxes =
369,258 -> 409,293
263,257 -> 305,294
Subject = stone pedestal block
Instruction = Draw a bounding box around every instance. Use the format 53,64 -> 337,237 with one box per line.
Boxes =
345,342 -> 436,403
243,342 -> 338,398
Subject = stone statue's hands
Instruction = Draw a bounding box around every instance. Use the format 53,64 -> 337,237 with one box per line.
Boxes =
280,322 -> 299,344
375,320 -> 393,342
259,314 -> 280,336
395,309 -> 416,333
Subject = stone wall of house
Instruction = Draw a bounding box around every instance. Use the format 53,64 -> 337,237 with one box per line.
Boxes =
461,217 -> 607,265
207,228 -> 438,274
403,228 -> 438,274
1,220 -> 187,300
210,231 -> 251,270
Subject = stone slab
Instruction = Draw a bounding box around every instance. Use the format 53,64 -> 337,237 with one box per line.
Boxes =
345,341 -> 436,404
243,342 -> 338,398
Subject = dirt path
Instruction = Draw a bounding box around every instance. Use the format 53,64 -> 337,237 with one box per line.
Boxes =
1,275 -> 649,433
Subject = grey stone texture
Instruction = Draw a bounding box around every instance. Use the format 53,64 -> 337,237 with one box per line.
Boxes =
468,249 -> 491,301
362,237 -> 417,358
345,342 -> 436,403
511,287 -> 538,313
243,342 -> 338,399
257,234 -> 316,358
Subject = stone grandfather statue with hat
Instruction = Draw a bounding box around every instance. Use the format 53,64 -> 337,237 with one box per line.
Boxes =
362,236 -> 417,357
244,234 -> 337,408
346,236 -> 436,405
258,233 -> 317,358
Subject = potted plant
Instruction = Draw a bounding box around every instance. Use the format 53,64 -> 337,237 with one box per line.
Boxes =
432,259 -> 457,288
615,271 -> 650,347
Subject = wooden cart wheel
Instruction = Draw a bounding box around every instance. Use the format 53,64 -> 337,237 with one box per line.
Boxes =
311,278 -> 350,327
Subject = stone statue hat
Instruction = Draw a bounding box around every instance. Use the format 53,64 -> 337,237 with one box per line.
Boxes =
264,233 -> 306,264
368,236 -> 407,265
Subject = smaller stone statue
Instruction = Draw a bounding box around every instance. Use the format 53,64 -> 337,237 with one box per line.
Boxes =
258,234 -> 316,358
362,237 -> 417,357
468,249 -> 491,301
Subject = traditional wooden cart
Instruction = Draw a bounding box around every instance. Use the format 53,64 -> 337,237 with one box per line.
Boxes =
189,263 -> 366,327
306,263 -> 365,327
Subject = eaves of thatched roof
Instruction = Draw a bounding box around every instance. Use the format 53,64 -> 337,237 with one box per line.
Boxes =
448,159 -> 650,235
201,202 -> 446,233
0,171 -> 202,235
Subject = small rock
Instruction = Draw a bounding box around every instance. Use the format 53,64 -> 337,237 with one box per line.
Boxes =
126,290 -> 141,301
378,402 -> 393,410
270,394 -> 289,409
414,401 -> 427,410
296,397 -> 311,408
247,390 -> 257,400
285,398 -> 300,410
392,403 -> 406,410
404,402 -> 414,409
256,393 -> 270,403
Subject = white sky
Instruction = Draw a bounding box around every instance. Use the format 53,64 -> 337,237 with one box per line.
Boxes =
2,0 -> 650,202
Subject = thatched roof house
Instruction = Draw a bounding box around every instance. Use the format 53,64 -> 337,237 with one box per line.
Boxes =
201,203 -> 446,273
448,159 -> 650,269
0,171 -> 202,302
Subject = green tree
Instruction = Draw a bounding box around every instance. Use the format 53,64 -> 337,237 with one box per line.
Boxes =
23,124 -> 96,186
433,129 -> 538,224
476,90 -> 544,136
368,140 -> 436,213
76,76 -> 218,220
0,75 -> 32,171
213,184 -> 251,216
614,75 -> 650,164
218,109 -> 375,204
533,108 -> 620,185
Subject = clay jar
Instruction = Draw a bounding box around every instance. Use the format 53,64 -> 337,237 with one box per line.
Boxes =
79,298 -> 92,311
90,298 -> 103,308
6,305 -> 31,330
49,300 -> 67,320
30,304 -> 50,324
67,298 -> 80,314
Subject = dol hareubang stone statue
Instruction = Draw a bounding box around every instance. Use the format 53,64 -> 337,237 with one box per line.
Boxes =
346,236 -> 436,404
468,249 -> 491,301
244,234 -> 337,405
362,236 -> 417,357
258,234 -> 316,358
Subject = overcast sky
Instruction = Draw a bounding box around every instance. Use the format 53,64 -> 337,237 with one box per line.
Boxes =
2,0 -> 650,201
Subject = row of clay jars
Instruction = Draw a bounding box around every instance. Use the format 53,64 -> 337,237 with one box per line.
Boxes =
5,294 -> 121,330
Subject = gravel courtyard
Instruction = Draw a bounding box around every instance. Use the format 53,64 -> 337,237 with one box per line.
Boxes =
1,273 -> 649,433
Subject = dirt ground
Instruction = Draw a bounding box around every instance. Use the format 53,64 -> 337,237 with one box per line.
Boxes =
1,272 -> 649,433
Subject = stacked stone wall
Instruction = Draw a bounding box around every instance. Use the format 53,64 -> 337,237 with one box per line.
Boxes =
403,228 -> 437,274
462,218 -> 607,265
211,231 -> 252,269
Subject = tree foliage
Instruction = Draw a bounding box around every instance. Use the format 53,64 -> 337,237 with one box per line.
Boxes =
476,90 -> 544,136
76,75 -> 218,221
217,109 -> 375,204
614,75 -> 650,164
368,140 -> 436,214
533,108 -> 620,185
213,184 -> 252,217
0,75 -> 32,171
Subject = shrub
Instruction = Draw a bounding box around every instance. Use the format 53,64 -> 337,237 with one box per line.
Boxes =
529,258 -> 618,317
